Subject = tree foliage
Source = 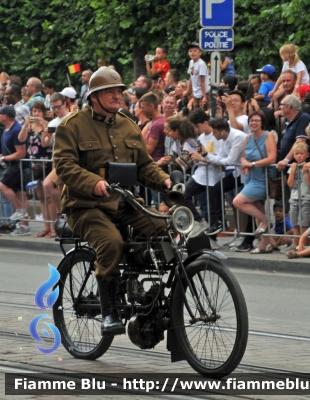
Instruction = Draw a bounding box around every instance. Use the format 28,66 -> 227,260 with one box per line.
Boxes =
0,0 -> 310,87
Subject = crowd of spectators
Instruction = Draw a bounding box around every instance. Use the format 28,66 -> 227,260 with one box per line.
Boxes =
1,42 -> 310,259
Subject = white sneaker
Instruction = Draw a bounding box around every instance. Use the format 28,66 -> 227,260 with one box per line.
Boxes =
10,224 -> 30,236
9,209 -> 28,221
280,243 -> 294,254
210,239 -> 220,250
229,237 -> 243,248
188,220 -> 209,238
223,236 -> 237,246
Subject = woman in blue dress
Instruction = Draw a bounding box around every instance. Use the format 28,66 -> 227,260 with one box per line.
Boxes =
233,110 -> 277,254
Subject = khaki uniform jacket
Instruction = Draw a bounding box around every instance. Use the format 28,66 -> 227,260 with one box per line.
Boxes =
53,106 -> 169,214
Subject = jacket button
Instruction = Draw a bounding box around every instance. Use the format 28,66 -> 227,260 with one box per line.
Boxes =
110,135 -> 114,139
89,144 -> 92,147
134,143 -> 136,146
113,145 -> 117,149
115,156 -> 119,160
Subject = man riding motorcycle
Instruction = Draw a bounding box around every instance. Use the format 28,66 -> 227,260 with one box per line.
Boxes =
53,67 -> 172,335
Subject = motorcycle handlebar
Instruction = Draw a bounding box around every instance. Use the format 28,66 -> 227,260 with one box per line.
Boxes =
107,184 -> 170,220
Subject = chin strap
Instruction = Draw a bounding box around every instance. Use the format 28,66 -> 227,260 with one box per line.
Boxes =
95,92 -> 117,116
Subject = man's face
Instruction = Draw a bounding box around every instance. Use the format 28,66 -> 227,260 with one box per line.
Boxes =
135,76 -> 146,88
281,73 -> 295,94
230,94 -> 244,113
43,86 -> 53,95
194,122 -> 208,135
26,80 -> 36,96
250,77 -> 260,93
92,87 -> 123,115
51,100 -> 67,117
279,97 -> 292,118
81,71 -> 90,85
163,96 -> 176,115
212,129 -> 223,141
140,101 -> 153,119
4,87 -> 14,105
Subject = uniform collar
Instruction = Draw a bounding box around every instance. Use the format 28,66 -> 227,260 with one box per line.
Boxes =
90,107 -> 116,124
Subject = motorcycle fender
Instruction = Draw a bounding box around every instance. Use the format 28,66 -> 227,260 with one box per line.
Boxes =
57,246 -> 95,272
183,250 -> 227,267
167,325 -> 186,363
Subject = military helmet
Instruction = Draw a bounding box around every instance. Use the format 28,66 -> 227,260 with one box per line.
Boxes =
87,67 -> 126,99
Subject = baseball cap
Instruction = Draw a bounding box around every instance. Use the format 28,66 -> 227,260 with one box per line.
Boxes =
298,84 -> 310,98
0,105 -> 16,118
188,42 -> 200,49
256,64 -> 276,75
60,87 -> 77,99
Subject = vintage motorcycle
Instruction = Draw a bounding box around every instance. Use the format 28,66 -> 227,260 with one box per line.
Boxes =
53,168 -> 248,378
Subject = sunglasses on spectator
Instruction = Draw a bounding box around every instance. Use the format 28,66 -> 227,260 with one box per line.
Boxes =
50,105 -> 63,110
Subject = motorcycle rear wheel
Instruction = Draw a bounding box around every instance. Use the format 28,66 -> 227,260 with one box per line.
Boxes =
53,249 -> 114,360
172,257 -> 248,377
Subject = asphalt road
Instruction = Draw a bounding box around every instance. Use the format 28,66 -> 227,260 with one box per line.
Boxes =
1,247 -> 309,338
0,247 -> 309,399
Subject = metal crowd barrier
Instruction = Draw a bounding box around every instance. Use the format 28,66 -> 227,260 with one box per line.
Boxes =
0,159 -> 307,242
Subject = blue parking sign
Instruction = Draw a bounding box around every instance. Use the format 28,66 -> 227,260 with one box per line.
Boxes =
200,0 -> 234,28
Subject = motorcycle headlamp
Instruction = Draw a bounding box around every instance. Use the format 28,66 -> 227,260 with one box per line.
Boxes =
170,206 -> 194,235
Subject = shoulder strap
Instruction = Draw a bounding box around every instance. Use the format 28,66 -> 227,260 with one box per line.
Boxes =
252,135 -> 264,160
253,133 -> 271,179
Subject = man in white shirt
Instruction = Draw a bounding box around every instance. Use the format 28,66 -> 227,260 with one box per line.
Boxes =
221,90 -> 251,133
204,118 -> 247,243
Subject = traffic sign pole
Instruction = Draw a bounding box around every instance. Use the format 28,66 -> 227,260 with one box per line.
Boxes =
200,0 -> 235,116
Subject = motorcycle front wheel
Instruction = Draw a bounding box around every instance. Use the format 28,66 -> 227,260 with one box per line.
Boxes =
172,257 -> 248,377
53,249 -> 114,360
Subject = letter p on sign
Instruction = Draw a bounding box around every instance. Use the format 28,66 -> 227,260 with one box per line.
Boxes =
206,0 -> 225,18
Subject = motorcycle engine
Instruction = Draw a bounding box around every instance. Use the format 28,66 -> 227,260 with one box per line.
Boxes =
127,284 -> 164,349
127,315 -> 164,349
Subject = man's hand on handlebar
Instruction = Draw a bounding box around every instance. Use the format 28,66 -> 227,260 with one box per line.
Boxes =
93,180 -> 110,197
164,178 -> 172,192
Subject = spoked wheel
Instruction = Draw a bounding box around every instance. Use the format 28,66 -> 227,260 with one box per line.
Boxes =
53,249 -> 114,359
172,257 -> 248,377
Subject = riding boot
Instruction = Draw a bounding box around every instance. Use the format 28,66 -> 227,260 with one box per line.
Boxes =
97,279 -> 125,335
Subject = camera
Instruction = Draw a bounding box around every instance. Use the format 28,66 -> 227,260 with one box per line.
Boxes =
222,87 -> 230,95
48,126 -> 56,134
175,151 -> 194,170
32,117 -> 40,123
0,161 -> 7,169
181,96 -> 189,117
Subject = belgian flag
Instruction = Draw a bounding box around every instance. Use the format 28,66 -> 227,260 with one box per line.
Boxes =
68,64 -> 81,74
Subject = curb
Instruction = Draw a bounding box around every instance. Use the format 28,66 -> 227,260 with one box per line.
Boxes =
0,235 -> 308,275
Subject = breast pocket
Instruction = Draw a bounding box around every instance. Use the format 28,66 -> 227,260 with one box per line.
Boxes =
78,140 -> 102,170
124,140 -> 142,163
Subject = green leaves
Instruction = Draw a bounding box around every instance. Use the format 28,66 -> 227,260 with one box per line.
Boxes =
1,0 -> 310,87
